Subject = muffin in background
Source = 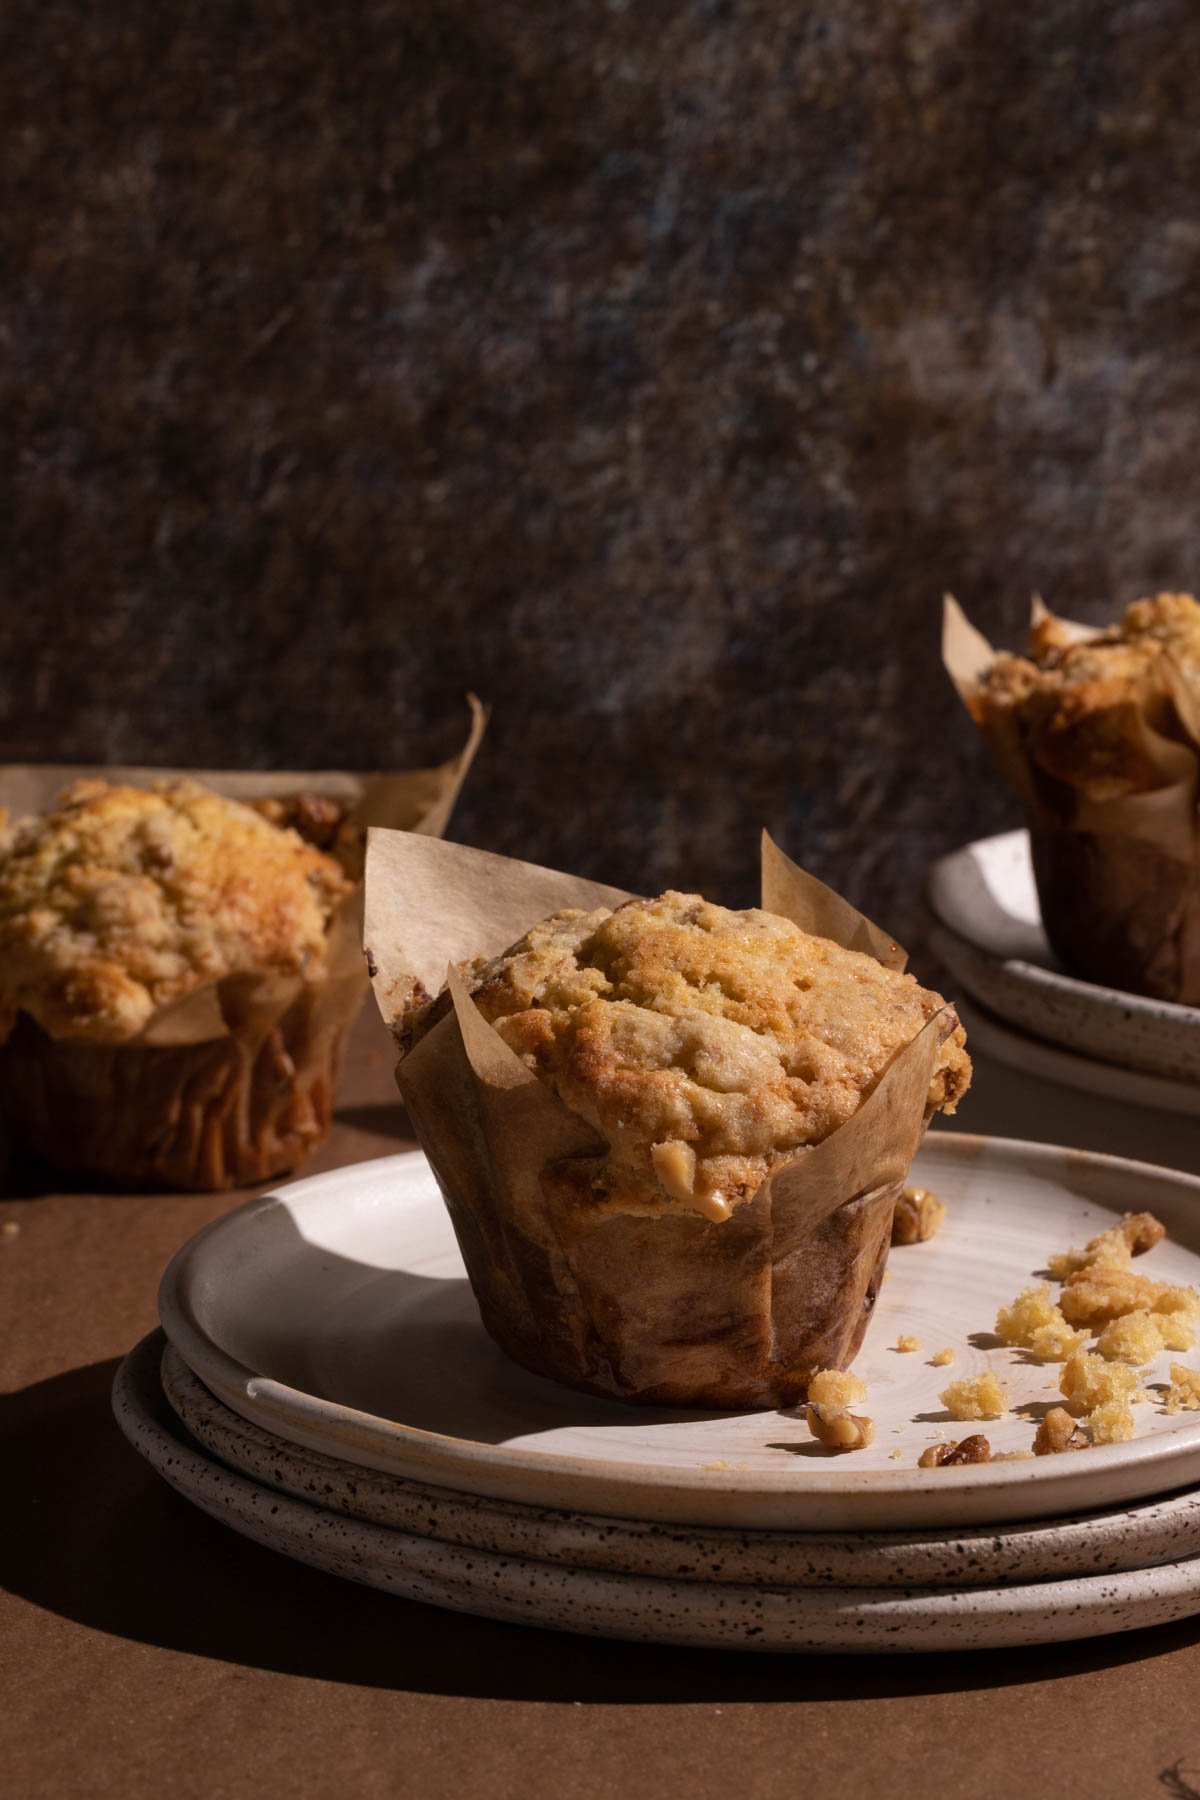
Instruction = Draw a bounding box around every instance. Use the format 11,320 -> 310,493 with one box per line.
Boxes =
0,778 -> 364,1189
945,593 -> 1200,1005
369,831 -> 970,1409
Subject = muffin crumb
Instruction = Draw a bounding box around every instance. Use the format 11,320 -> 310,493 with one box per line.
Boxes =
807,1368 -> 867,1407
930,1347 -> 955,1367
940,1371 -> 1009,1420
1095,1310 -> 1166,1366
895,1335 -> 922,1353
995,1284 -> 1087,1360
1165,1365 -> 1200,1414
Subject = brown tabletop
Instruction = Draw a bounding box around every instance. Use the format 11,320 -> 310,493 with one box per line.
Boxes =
3,1006 -> 1200,1800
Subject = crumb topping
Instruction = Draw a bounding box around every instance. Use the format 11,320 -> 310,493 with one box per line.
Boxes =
404,890 -> 971,1218
0,779 -> 352,1043
974,593 -> 1200,800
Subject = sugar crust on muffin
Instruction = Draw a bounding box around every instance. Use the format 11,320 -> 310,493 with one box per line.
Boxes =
404,890 -> 970,1220
0,779 -> 352,1043
973,592 -> 1200,799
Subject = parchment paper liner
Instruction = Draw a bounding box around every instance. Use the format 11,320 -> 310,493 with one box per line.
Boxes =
944,597 -> 1200,1002
365,829 -> 949,1407
0,701 -> 486,1188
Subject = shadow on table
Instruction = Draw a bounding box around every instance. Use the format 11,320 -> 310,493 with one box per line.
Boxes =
2,1358 -> 1198,1703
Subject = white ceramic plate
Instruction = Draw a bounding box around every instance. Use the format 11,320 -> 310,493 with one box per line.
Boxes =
956,999 -> 1200,1121
115,1336 -> 1200,1654
159,1139 -> 1200,1532
160,1341 -> 1200,1591
927,830 -> 1200,1085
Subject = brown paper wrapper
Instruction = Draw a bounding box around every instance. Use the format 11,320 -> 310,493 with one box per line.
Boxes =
943,596 -> 1200,1002
365,829 -> 949,1407
0,701 -> 487,1188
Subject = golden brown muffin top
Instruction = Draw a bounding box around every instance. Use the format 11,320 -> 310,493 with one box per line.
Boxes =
975,593 -> 1200,797
405,891 -> 971,1221
0,779 -> 352,1044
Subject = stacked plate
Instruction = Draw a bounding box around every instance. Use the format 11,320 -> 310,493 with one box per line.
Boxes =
927,830 -> 1200,1117
117,1137 -> 1200,1653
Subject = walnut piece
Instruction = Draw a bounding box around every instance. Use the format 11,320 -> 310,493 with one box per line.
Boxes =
940,1371 -> 1009,1421
892,1185 -> 947,1245
806,1402 -> 875,1451
917,1434 -> 992,1468
1120,1211 -> 1167,1255
1033,1406 -> 1091,1456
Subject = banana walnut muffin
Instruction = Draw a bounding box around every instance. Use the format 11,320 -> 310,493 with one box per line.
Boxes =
403,889 -> 970,1224
0,779 -> 362,1189
972,592 -> 1200,801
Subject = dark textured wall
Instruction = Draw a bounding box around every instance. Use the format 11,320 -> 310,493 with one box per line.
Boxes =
6,1 -> 1200,934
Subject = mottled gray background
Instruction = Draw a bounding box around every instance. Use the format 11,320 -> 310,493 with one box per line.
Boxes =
6,0 -> 1200,938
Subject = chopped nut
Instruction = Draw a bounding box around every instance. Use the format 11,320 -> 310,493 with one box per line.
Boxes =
895,1335 -> 922,1353
891,1185 -> 947,1245
940,1371 -> 1009,1421
651,1139 -> 697,1202
917,1434 -> 992,1468
1033,1406 -> 1091,1456
1120,1211 -> 1166,1255
1095,1310 -> 1165,1366
807,1368 -> 867,1407
806,1402 -> 875,1451
930,1347 -> 955,1367
1165,1364 -> 1200,1415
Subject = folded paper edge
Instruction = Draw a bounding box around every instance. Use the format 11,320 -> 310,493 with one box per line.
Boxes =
760,831 -> 906,970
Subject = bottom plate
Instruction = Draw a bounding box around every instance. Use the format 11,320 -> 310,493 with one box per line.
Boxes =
161,1342 -> 1200,1591
117,1335 -> 1200,1654
956,999 -> 1200,1119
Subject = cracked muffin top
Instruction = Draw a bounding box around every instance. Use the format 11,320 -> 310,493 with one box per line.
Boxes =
973,593 -> 1200,798
402,890 -> 971,1221
0,779 -> 353,1044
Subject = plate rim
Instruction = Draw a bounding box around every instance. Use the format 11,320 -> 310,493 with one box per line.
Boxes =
954,996 -> 1200,1119
159,1338 -> 1200,1589
115,1334 -> 1200,1653
927,829 -> 1200,1030
159,1137 -> 1200,1532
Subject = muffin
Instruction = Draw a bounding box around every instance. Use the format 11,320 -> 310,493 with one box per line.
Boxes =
0,778 -> 364,1188
368,831 -> 970,1408
945,593 -> 1200,1002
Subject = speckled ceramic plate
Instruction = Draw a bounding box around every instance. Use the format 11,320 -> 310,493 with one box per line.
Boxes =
159,1140 -> 1200,1532
160,1340 -> 1200,1591
928,830 -> 1200,1085
955,998 -> 1200,1121
116,1335 -> 1200,1653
